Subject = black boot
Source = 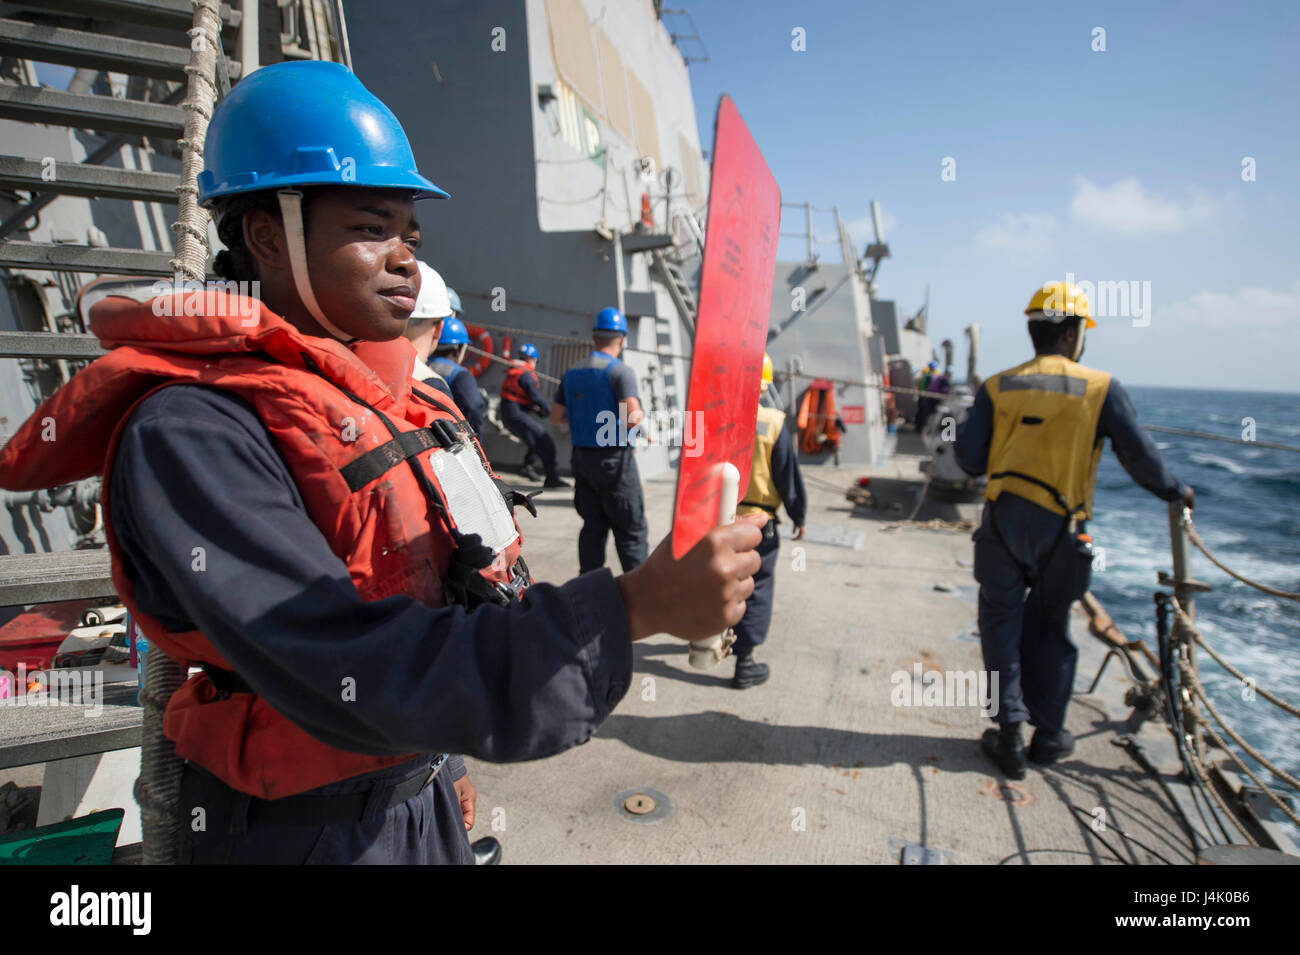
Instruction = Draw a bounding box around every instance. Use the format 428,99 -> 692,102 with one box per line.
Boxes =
543,470 -> 570,488
471,836 -> 502,865
731,653 -> 770,689
519,461 -> 542,482
1028,727 -> 1075,765
980,721 -> 1027,779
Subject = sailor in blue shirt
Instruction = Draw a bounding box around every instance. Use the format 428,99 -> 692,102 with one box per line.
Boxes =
551,307 -> 649,573
429,314 -> 485,433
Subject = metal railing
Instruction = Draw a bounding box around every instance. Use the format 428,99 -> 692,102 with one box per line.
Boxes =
1155,501 -> 1300,851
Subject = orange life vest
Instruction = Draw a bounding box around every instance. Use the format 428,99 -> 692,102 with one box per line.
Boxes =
499,364 -> 534,406
796,380 -> 842,454
0,291 -> 528,799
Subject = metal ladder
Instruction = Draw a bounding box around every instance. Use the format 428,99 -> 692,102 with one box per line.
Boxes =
652,248 -> 697,338
0,0 -> 247,597
0,0 -> 244,276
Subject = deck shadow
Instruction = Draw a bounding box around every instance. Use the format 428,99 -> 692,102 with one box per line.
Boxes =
837,477 -> 974,525
599,710 -> 990,772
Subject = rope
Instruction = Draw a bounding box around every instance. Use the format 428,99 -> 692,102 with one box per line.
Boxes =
880,517 -> 976,534
135,642 -> 188,864
462,343 -> 561,385
1145,423 -> 1300,455
1170,601 -> 1300,718
139,0 -> 224,865
1172,642 -> 1300,792
1181,514 -> 1300,601
784,368 -> 934,399
1182,740 -> 1260,846
168,0 -> 221,283
775,370 -> 1300,455
1184,683 -> 1300,828
1165,602 -> 1300,840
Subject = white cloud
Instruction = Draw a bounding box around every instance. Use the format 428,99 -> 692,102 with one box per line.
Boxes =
1069,177 -> 1229,233
844,208 -> 898,245
1163,279 -> 1300,330
973,212 -> 1057,257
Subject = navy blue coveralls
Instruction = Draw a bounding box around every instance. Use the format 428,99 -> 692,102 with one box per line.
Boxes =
555,351 -> 648,573
431,354 -> 485,435
111,385 -> 632,864
500,368 -> 558,473
955,378 -> 1185,732
733,420 -> 807,658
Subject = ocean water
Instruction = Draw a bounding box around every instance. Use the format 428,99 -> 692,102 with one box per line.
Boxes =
1087,386 -> 1300,838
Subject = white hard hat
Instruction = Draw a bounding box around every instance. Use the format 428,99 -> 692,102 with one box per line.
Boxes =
411,262 -> 452,320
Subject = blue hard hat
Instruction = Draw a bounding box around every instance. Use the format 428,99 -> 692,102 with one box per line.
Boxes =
198,61 -> 448,205
519,343 -> 539,361
446,287 -> 462,315
594,307 -> 627,334
439,316 -> 470,346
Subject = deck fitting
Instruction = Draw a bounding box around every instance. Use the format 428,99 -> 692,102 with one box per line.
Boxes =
615,787 -> 672,824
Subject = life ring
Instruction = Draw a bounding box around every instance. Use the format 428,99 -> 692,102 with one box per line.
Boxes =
465,325 -> 494,377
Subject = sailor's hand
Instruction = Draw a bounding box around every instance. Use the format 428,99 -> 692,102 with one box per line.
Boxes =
793,525 -> 806,541
617,514 -> 766,642
453,774 -> 477,831
1182,486 -> 1195,511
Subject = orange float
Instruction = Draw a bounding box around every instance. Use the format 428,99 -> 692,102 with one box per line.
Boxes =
464,325 -> 495,377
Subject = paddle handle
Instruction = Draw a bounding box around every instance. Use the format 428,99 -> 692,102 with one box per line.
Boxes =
688,463 -> 740,670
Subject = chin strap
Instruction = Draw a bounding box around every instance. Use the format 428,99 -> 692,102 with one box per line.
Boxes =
1071,320 -> 1087,361
277,189 -> 356,344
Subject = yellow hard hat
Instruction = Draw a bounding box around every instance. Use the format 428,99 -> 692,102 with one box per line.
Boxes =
1026,281 -> 1095,328
761,353 -> 774,387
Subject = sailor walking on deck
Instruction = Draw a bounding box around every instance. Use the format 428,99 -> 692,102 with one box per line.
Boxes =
551,307 -> 650,573
731,354 -> 807,689
500,343 -> 567,487
955,281 -> 1194,779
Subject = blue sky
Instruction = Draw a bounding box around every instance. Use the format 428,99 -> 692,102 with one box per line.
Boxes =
682,1 -> 1300,391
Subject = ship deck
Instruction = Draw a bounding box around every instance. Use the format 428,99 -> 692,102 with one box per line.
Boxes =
467,432 -> 1197,864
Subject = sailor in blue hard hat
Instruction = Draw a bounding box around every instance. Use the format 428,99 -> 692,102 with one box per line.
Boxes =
144,60 -> 508,865
430,313 -> 485,434
107,61 -> 767,868
551,307 -> 649,572
499,342 -> 567,487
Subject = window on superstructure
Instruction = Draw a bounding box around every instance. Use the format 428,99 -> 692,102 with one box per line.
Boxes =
554,79 -> 605,167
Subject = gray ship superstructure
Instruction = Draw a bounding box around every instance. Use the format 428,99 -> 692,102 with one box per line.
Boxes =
344,0 -> 712,477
